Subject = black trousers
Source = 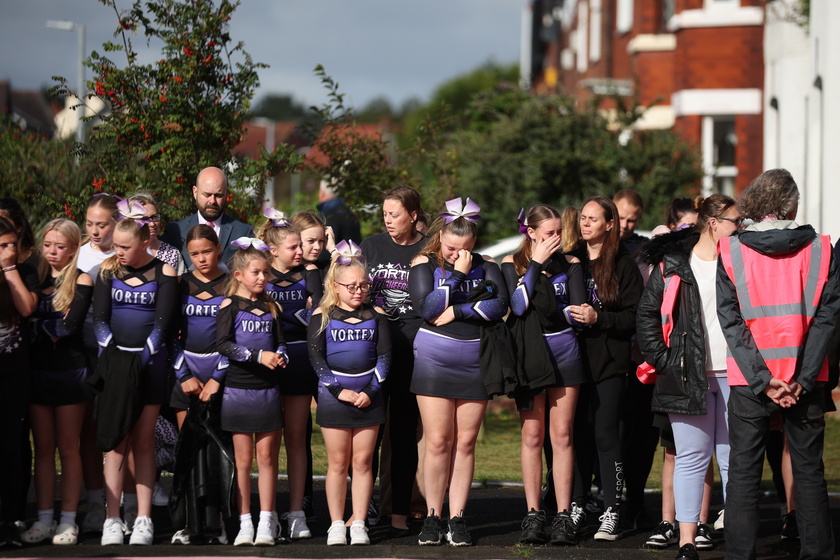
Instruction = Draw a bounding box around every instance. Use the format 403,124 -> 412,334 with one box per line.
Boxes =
387,341 -> 420,517
725,384 -> 835,560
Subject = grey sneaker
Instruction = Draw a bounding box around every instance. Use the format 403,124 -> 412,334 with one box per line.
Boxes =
82,501 -> 106,533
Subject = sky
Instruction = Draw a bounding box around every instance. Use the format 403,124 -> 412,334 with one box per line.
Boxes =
0,0 -> 523,110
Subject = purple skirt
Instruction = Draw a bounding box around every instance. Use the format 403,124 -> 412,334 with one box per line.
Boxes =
544,328 -> 587,386
170,351 -> 226,410
410,329 -> 488,400
221,386 -> 283,433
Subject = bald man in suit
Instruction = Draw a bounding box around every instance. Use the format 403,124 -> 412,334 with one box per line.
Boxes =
161,166 -> 253,267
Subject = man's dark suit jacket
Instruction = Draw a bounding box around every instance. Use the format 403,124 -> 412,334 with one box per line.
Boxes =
161,213 -> 253,268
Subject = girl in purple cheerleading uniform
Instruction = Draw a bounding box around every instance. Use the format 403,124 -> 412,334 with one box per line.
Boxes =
308,241 -> 391,546
502,205 -> 586,545
170,225 -> 228,425
409,197 -> 509,547
214,239 -> 287,547
92,201 -> 177,546
22,219 -> 93,546
258,208 -> 322,538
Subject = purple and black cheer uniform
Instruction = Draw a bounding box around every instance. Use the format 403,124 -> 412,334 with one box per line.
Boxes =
408,255 -> 509,400
265,265 -> 322,395
93,259 -> 176,405
503,255 -> 586,386
307,304 -> 391,428
169,271 -> 229,410
30,272 -> 94,406
215,295 -> 287,433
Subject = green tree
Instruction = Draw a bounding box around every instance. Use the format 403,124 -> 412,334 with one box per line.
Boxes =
436,86 -> 702,240
250,93 -> 311,121
53,0 -> 301,223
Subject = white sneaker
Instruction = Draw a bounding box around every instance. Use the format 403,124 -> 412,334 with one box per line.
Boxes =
52,523 -> 78,545
714,509 -> 725,531
152,482 -> 170,507
287,510 -> 311,539
254,517 -> 278,546
100,517 -> 126,546
128,516 -> 154,545
327,520 -> 347,546
82,502 -> 105,533
350,520 -> 370,545
123,506 -> 138,535
233,523 -> 254,546
171,528 -> 191,545
21,520 -> 56,544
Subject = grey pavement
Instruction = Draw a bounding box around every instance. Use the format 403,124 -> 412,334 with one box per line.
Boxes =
4,477 -> 840,559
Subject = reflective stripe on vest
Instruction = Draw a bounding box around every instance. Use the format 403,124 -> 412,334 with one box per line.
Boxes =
719,234 -> 831,386
636,263 -> 681,384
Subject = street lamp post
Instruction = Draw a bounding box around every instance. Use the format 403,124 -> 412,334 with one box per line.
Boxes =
46,19 -> 86,147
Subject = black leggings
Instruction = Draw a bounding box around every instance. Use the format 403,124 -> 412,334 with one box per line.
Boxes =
387,341 -> 420,517
573,376 -> 624,511
0,368 -> 31,524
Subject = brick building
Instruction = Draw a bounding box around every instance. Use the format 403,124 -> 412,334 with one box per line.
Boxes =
524,0 -> 766,196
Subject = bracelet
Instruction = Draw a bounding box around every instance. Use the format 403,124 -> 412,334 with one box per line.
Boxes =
1,265 -> 16,272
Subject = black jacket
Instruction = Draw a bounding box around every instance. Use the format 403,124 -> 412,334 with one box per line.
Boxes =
716,224 -> 840,395
636,228 -> 709,415
87,345 -> 144,451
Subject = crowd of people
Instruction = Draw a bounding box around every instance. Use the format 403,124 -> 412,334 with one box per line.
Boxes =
0,166 -> 836,560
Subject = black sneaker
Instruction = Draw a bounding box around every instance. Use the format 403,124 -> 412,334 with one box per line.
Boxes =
570,501 -> 587,536
646,520 -> 678,549
519,510 -> 547,544
302,495 -> 315,521
695,522 -> 714,549
367,498 -> 381,526
593,506 -> 621,541
0,523 -> 22,548
550,511 -> 577,545
417,511 -> 443,546
675,543 -> 699,560
446,512 -> 471,547
781,511 -> 799,540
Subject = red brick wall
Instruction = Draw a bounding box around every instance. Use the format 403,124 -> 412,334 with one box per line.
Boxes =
633,50 -> 675,106
735,113 -> 763,192
674,26 -> 764,91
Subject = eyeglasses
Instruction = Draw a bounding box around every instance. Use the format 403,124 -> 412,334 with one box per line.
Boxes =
717,216 -> 744,228
145,213 -> 162,222
335,282 -> 371,294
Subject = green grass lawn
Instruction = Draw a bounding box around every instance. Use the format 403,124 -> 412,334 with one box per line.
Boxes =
284,404 -> 840,491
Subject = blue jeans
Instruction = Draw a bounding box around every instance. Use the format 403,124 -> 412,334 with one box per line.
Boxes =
724,384 -> 834,560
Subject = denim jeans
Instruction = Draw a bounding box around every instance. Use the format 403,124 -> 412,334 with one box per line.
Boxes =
724,384 -> 834,560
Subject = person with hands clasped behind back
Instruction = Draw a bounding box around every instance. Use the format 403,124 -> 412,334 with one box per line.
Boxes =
214,239 -> 288,548
308,241 -> 391,546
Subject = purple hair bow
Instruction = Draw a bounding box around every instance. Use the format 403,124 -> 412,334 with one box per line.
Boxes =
116,198 -> 154,227
230,237 -> 271,252
263,207 -> 290,227
517,208 -> 531,239
440,197 -> 481,224
334,239 -> 363,266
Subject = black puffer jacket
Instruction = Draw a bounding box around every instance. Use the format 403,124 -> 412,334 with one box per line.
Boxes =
636,228 -> 709,415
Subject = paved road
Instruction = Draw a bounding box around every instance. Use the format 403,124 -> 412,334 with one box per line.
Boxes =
4,478 -> 839,558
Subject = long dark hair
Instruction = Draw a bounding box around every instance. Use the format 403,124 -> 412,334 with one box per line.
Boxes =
0,217 -> 20,326
0,198 -> 37,260
581,195 -> 621,308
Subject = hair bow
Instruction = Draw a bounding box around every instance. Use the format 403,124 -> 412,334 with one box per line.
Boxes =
263,207 -> 289,227
517,208 -> 531,239
334,239 -> 363,266
439,197 -> 481,224
230,237 -> 271,251
116,198 -> 154,226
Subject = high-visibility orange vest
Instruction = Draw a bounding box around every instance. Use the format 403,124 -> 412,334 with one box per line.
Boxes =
636,262 -> 681,384
718,234 -> 831,386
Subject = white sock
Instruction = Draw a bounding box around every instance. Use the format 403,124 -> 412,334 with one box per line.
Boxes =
59,511 -> 76,526
123,493 -> 138,510
259,511 -> 272,524
351,519 -> 365,528
239,514 -> 253,528
37,509 -> 53,526
87,488 -> 104,505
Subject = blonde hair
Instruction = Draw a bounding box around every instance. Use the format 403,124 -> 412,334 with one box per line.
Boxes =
38,219 -> 83,314
318,254 -> 367,334
512,205 -> 562,276
225,247 -> 280,318
560,206 -> 580,253
290,210 -> 326,232
98,219 -> 151,279
257,218 -> 300,254
82,195 -> 118,246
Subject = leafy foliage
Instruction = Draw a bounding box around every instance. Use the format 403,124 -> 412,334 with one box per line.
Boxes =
52,0 -> 302,224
